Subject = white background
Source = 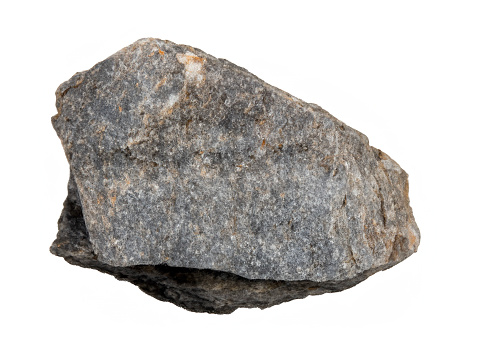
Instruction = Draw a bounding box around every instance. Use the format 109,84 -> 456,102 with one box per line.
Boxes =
1,1 -> 478,358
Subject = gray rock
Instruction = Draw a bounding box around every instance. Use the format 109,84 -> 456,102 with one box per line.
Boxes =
51,38 -> 420,313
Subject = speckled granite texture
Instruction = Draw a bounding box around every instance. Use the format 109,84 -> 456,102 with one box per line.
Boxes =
51,38 -> 420,313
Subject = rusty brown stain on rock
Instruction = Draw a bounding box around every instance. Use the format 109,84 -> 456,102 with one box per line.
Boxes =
185,118 -> 193,132
155,77 -> 167,90
408,226 -> 419,251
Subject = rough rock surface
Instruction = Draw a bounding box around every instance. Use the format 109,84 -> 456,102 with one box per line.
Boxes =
51,38 -> 420,313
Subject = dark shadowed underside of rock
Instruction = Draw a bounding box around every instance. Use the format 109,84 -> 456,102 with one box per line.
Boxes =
51,38 -> 420,313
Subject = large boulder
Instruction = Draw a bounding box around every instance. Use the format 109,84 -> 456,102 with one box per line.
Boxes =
51,38 -> 420,313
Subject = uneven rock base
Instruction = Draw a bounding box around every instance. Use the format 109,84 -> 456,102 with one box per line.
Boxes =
51,174 -> 399,314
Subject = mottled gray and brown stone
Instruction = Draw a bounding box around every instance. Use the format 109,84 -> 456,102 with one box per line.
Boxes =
51,38 -> 420,313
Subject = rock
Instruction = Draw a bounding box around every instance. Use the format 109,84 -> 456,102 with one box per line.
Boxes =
51,38 -> 420,313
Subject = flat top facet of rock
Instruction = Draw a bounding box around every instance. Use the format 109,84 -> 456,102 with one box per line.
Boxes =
52,38 -> 420,282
